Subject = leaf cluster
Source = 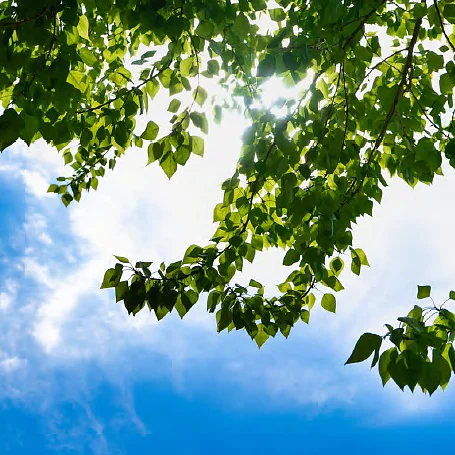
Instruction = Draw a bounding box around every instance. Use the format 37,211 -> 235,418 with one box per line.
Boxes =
2,0 -> 455,391
347,287 -> 455,394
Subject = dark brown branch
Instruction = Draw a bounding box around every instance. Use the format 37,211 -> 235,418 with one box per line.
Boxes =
0,7 -> 50,28
45,12 -> 58,62
76,63 -> 171,114
353,47 -> 409,96
342,0 -> 387,50
343,17 -> 422,201
434,0 -> 455,53
409,88 -> 450,139
341,61 -> 349,152
371,17 -> 422,155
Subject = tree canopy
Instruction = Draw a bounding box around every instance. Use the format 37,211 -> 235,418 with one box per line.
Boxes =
2,0 -> 455,394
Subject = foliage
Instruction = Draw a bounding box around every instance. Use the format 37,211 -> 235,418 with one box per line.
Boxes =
347,287 -> 455,395
2,0 -> 455,392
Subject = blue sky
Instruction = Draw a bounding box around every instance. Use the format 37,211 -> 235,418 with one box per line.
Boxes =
2,85 -> 455,454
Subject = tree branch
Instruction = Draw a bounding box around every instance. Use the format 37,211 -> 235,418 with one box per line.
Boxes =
342,0 -> 387,50
371,17 -> 422,155
434,0 -> 455,53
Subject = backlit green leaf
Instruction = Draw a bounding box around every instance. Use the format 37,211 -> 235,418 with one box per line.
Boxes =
321,293 -> 336,313
346,333 -> 382,364
417,285 -> 431,299
141,121 -> 159,140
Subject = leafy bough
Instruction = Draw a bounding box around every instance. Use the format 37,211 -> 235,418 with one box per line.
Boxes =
2,0 -> 455,393
346,286 -> 455,395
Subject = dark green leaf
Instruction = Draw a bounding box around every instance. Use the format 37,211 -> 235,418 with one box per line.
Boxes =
0,109 -> 23,151
115,281 -> 129,302
417,285 -> 431,299
283,249 -> 300,266
345,333 -> 382,364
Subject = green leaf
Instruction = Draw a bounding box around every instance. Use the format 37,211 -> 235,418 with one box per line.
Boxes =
388,356 -> 409,391
195,87 -> 208,107
61,193 -> 73,207
217,307 -> 232,332
345,333 -> 382,364
63,152 -> 72,165
329,257 -> 344,275
249,279 -> 262,288
79,48 -> 97,67
141,120 -> 159,140
233,13 -> 250,38
77,15 -> 90,40
417,285 -> 431,299
146,79 -> 160,100
444,4 -> 455,23
0,109 -> 23,151
321,293 -> 336,313
283,249 -> 300,266
419,361 -> 441,395
251,0 -> 267,10
115,281 -> 129,302
190,112 -> 209,134
160,152 -> 177,178
20,113 -> 39,145
351,256 -> 361,276
47,184 -> 59,193
397,316 -> 424,333
378,348 -> 396,386
190,136 -> 204,157
114,255 -> 129,263
449,291 -> 455,300
207,59 -> 220,75
147,141 -> 165,164
353,248 -> 369,266
195,20 -> 214,40
269,8 -> 286,21
300,309 -> 310,323
141,50 -> 157,59
446,140 -> 455,160
100,266 -> 123,289
180,57 -> 194,77
448,345 -> 455,373
168,98 -> 181,113
257,55 -> 276,77
66,70 -> 86,92
254,324 -> 269,348
440,73 -> 454,94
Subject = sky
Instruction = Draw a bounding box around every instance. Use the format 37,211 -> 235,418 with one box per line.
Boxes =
2,59 -> 455,455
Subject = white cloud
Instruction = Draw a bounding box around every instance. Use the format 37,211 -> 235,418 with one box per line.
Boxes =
0,356 -> 24,373
20,169 -> 52,199
0,281 -> 17,310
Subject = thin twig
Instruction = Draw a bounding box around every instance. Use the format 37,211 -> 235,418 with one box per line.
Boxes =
434,0 -> 455,53
370,17 -> 422,159
342,0 -> 387,50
